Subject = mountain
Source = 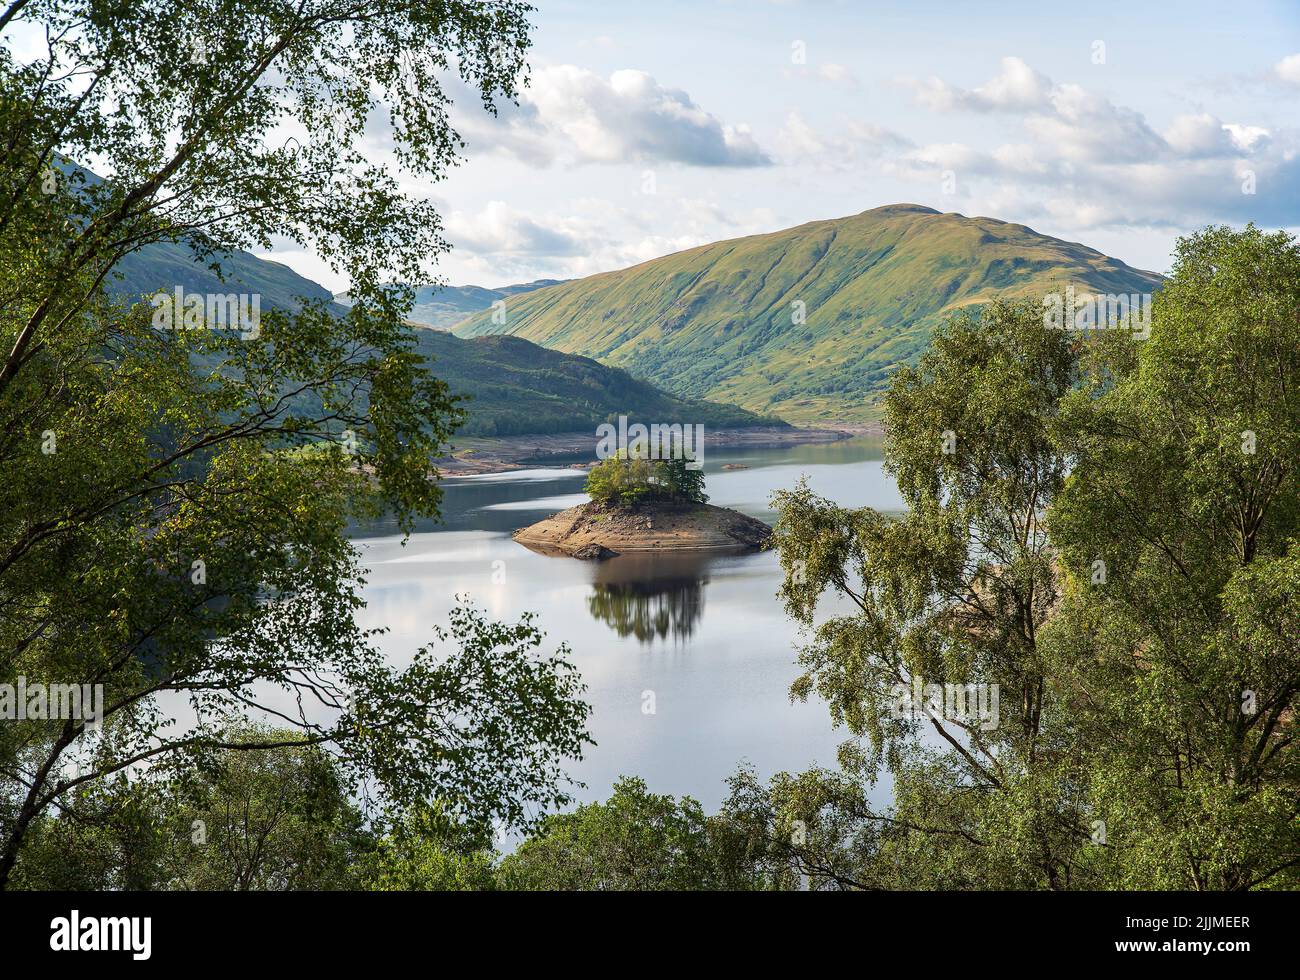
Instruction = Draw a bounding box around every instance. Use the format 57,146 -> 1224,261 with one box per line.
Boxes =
453,204 -> 1165,423
114,242 -> 344,314
108,237 -> 772,436
334,279 -> 566,330
50,158 -> 338,315
409,330 -> 779,436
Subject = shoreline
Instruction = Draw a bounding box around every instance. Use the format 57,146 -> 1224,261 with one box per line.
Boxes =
512,499 -> 773,557
436,421 -> 882,477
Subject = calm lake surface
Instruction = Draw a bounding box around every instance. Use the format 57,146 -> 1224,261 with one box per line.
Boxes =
349,436 -> 904,816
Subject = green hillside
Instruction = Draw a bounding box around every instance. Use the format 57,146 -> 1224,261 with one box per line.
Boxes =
454,204 -> 1165,422
107,223 -> 773,436
114,241 -> 343,313
65,156 -> 344,316
411,330 -> 779,436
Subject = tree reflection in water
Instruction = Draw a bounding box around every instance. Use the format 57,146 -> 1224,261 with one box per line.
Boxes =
586,552 -> 716,644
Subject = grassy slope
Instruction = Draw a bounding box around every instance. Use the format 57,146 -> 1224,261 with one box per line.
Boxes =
412,330 -> 779,436
454,204 -> 1165,423
62,158 -> 341,316
113,241 -> 345,314
112,239 -> 777,436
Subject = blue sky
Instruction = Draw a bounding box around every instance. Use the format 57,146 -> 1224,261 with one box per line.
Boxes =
278,0 -> 1300,290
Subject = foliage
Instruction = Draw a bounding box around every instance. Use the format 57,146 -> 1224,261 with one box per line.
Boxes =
760,297 -> 1086,888
584,448 -> 709,506
1043,224 -> 1300,890
363,803 -> 499,892
165,733 -> 370,891
0,0 -> 597,892
741,227 -> 1300,890
13,727 -> 372,890
498,777 -> 756,890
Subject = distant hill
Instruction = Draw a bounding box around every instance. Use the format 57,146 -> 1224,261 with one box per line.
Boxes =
410,330 -> 779,436
105,229 -> 772,436
66,157 -> 346,316
114,242 -> 344,314
334,279 -> 566,330
454,204 -> 1165,422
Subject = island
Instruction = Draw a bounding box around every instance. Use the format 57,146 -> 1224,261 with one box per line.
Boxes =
511,445 -> 771,559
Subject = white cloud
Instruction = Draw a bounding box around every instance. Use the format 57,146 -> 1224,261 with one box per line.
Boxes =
890,56 -> 1299,230
816,63 -> 858,87
1164,113 -> 1238,157
846,121 -> 913,153
989,143 -> 1050,176
457,65 -> 771,168
1274,53 -> 1300,85
438,198 -> 781,283
783,62 -> 860,89
776,112 -> 911,167
1223,123 -> 1271,152
444,201 -> 588,259
885,142 -> 994,181
1026,84 -> 1165,163
908,56 -> 1053,112
1163,114 -> 1272,158
775,112 -> 832,160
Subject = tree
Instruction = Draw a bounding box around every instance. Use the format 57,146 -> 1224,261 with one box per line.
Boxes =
498,777 -> 753,890
750,228 -> 1300,891
659,455 -> 708,504
584,444 -> 708,506
0,0 -> 596,890
363,803 -> 499,892
584,452 -> 657,506
763,298 -> 1085,889
13,726 -> 371,890
160,728 -> 373,891
1045,224 -> 1300,889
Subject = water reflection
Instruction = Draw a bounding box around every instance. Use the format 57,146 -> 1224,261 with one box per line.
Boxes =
586,553 -> 712,644
342,437 -> 903,815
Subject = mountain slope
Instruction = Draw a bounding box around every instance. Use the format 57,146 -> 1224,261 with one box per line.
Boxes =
108,234 -> 773,436
334,279 -> 566,329
114,242 -> 342,313
454,204 -> 1165,422
65,156 -> 345,316
410,330 -> 779,436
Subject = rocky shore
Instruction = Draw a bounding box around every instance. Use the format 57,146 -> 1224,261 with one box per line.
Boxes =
511,499 -> 772,558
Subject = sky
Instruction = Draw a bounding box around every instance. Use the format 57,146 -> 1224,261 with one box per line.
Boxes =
245,2 -> 1300,289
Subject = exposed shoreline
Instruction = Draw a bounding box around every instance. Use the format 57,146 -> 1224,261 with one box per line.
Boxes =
436,421 -> 881,477
512,499 -> 773,557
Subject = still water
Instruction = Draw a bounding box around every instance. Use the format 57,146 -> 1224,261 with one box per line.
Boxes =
350,437 -> 904,814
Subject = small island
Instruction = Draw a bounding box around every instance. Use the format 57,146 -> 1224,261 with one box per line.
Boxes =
512,448 -> 771,559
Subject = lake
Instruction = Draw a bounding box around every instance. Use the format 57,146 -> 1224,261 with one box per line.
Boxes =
349,436 -> 904,819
